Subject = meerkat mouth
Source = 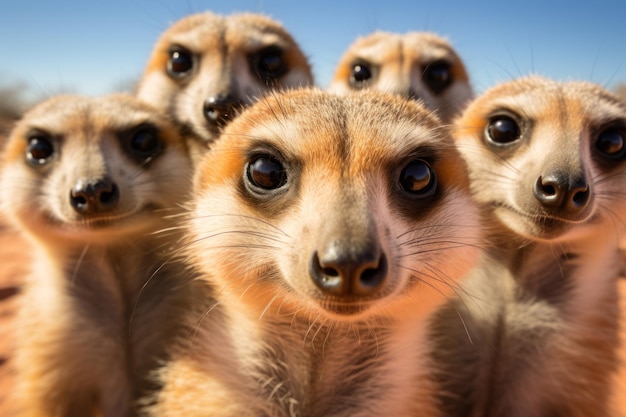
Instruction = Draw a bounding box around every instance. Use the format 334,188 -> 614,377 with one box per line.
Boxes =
494,202 -> 591,225
44,204 -> 161,233
492,202 -> 592,240
317,300 -> 374,317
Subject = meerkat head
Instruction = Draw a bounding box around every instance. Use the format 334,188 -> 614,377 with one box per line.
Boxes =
329,31 -> 473,123
453,76 -> 626,242
136,12 -> 314,147
0,94 -> 193,246
186,88 -> 481,323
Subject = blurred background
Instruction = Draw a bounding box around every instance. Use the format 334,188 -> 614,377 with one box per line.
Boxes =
0,0 -> 625,123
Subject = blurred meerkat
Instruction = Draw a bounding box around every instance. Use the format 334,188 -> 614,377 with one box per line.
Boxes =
431,76 -> 626,417
329,31 -> 473,123
136,11 -> 314,162
143,88 -> 482,417
0,94 -> 194,417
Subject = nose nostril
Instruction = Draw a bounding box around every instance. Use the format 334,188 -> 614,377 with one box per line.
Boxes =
572,187 -> 590,207
542,184 -> 556,196
360,268 -> 381,288
357,254 -> 387,293
70,179 -> 119,214
99,184 -> 119,207
534,175 -> 564,207
535,173 -> 591,214
310,249 -> 388,297
322,267 -> 339,278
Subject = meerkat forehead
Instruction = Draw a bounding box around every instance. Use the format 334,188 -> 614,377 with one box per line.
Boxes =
156,12 -> 300,58
15,94 -> 171,133
15,94 -> 180,137
334,31 -> 469,83
456,76 -> 626,136
5,94 -> 186,162
342,31 -> 460,62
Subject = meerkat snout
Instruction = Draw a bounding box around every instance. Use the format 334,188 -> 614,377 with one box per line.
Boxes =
69,177 -> 120,214
309,234 -> 387,297
203,94 -> 241,126
533,172 -> 590,214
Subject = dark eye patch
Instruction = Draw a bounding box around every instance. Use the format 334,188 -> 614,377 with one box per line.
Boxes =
25,130 -> 55,165
246,154 -> 287,191
349,61 -> 373,88
167,45 -> 194,79
595,125 -> 625,159
422,60 -> 453,94
486,114 -> 522,145
119,123 -> 163,164
399,159 -> 437,198
249,46 -> 287,84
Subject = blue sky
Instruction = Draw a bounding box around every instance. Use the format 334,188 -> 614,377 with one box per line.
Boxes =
0,0 -> 625,101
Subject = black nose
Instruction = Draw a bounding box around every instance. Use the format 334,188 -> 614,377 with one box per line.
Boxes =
203,94 -> 238,126
70,178 -> 119,214
309,242 -> 387,297
533,173 -> 590,214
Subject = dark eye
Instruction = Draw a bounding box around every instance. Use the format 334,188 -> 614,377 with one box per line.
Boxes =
129,127 -> 162,162
350,62 -> 372,87
486,115 -> 522,145
167,46 -> 193,78
422,60 -> 453,94
399,159 -> 437,197
596,126 -> 625,158
246,155 -> 287,190
251,47 -> 287,83
26,134 -> 54,165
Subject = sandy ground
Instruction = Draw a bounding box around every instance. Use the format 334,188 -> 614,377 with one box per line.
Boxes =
0,226 -> 624,414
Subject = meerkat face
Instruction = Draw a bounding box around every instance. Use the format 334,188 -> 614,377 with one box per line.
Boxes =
0,94 -> 192,245
136,12 -> 314,146
453,76 -> 626,241
187,89 -> 480,322
329,31 -> 473,123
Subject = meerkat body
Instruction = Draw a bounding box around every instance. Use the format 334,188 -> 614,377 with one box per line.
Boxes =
431,76 -> 626,417
0,94 -> 194,417
145,88 -> 482,417
136,11 -> 314,162
329,31 -> 473,123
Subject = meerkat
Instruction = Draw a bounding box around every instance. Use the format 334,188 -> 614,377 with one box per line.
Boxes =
0,94 -> 195,417
430,76 -> 626,417
329,31 -> 473,123
142,88 -> 483,417
136,11 -> 314,163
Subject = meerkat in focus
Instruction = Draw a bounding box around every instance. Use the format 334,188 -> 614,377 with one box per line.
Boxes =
329,31 -> 473,123
143,88 -> 483,417
136,11 -> 314,162
0,94 -> 195,417
431,76 -> 626,417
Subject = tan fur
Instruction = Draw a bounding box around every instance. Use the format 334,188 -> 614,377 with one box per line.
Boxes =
329,31 -> 473,122
0,94 -> 195,417
146,88 -> 483,417
136,11 -> 314,163
431,76 -> 626,417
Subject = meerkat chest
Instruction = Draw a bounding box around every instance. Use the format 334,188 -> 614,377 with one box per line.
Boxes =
242,321 -> 432,417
